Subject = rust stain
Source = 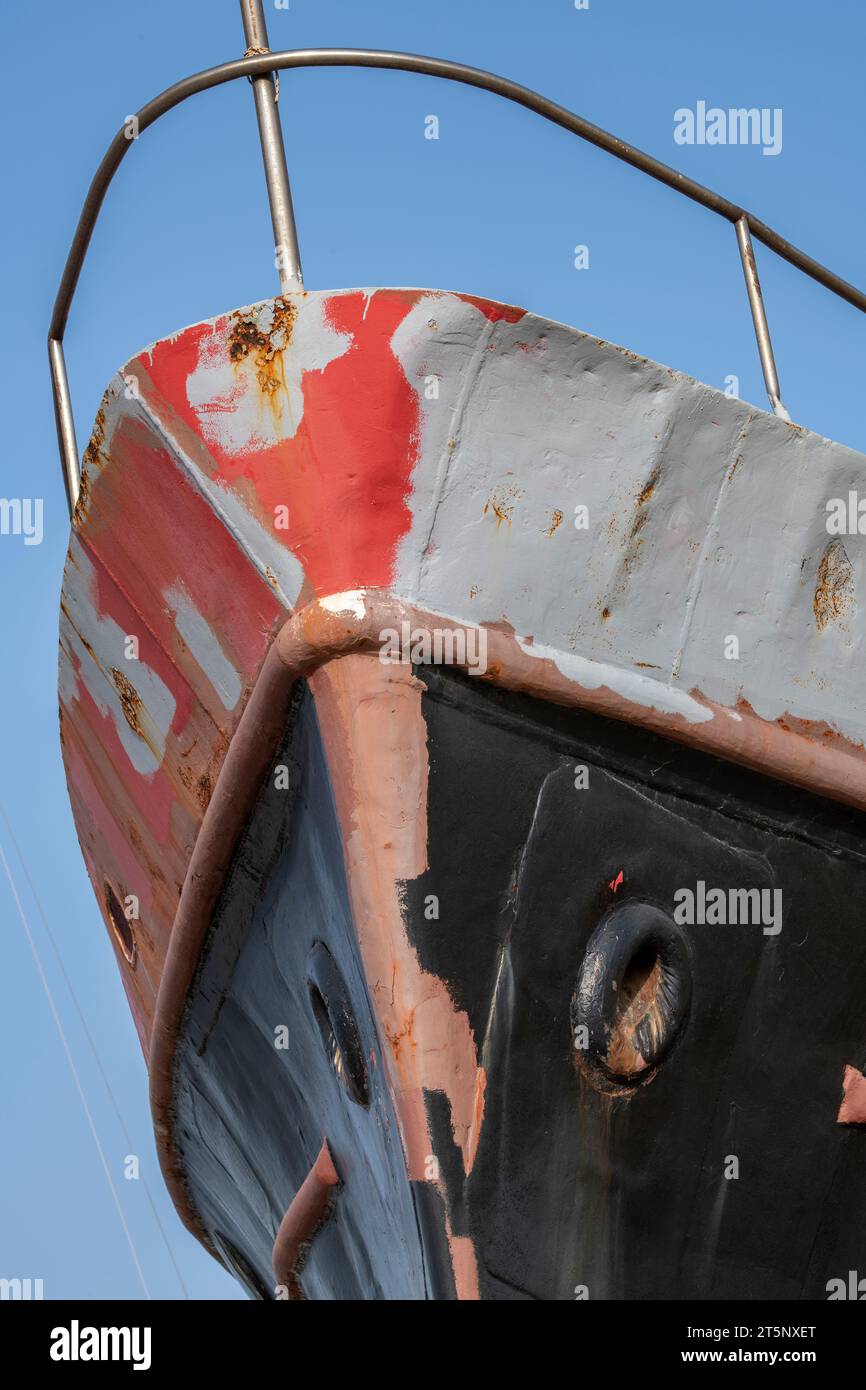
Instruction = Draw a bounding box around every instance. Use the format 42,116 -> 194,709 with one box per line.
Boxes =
82,404 -> 107,473
598,465 -> 661,614
728,700 -> 856,756
180,761 -> 212,812
72,403 -> 108,527
626,464 -> 660,543
109,667 -> 146,738
60,601 -> 97,666
635,465 -> 659,510
813,540 -> 854,631
81,405 -> 106,469
384,1009 -> 417,1064
726,452 -> 744,482
546,509 -> 564,536
72,469 -> 91,529
484,484 -> 523,528
628,511 -> 648,544
228,297 -> 298,399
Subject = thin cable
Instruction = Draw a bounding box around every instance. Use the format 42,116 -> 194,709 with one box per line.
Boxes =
0,807 -> 189,1298
0,841 -> 151,1299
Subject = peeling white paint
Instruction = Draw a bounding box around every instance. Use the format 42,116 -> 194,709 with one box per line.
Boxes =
320,590 -> 368,620
61,536 -> 176,775
185,296 -> 352,453
515,636 -> 715,724
165,585 -> 242,710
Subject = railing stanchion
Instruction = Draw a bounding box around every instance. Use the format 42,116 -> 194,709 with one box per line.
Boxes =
239,1 -> 303,293
48,338 -> 80,515
736,216 -> 790,422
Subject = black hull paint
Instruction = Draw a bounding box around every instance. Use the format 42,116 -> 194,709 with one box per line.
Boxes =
173,671 -> 866,1299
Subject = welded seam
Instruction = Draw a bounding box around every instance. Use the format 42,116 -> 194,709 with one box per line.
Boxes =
670,414 -> 755,683
128,389 -> 300,611
413,316 -> 497,596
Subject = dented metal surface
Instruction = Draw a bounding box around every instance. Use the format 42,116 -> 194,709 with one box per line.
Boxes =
58,287 -> 866,1292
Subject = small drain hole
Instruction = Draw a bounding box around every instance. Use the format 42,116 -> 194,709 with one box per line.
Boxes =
104,882 -> 136,965
572,904 -> 692,1092
306,944 -> 370,1107
309,985 -> 349,1093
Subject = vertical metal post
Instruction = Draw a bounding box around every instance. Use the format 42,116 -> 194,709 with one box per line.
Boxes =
49,338 -> 81,515
735,216 -> 789,422
239,0 -> 303,292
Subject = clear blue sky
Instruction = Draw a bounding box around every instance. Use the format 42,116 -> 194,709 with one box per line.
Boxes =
1,0 -> 864,1300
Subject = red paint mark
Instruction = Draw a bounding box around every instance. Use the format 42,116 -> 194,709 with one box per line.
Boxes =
144,291 -> 425,594
609,869 -> 624,893
461,295 -> 525,325
838,1064 -> 866,1125
269,290 -> 420,592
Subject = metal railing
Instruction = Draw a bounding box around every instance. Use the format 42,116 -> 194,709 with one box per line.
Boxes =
50,0 -> 866,517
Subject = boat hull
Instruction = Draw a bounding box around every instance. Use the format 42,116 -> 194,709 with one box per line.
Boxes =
57,287 -> 866,1298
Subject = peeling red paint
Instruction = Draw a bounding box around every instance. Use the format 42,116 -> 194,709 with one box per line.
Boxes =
264,291 -> 421,592
838,1064 -> 866,1125
143,292 -> 424,594
460,295 -> 526,325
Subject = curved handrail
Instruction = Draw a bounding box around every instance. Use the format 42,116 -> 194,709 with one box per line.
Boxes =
50,47 -> 866,514
271,1139 -> 340,1300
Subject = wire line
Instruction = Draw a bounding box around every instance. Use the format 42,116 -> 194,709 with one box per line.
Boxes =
0,806 -> 188,1297
0,841 -> 151,1299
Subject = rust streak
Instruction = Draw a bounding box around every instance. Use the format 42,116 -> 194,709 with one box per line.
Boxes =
228,297 -> 298,399
110,667 -> 146,739
814,540 -> 853,632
